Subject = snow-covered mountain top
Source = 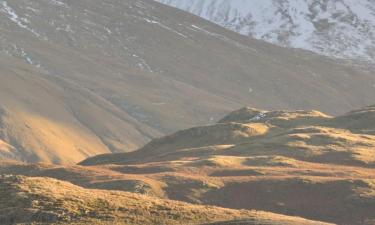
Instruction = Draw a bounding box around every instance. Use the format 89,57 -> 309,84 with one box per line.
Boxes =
156,0 -> 375,63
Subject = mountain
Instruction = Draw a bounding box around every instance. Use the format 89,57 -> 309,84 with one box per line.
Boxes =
156,0 -> 375,63
2,105 -> 374,225
1,0 -> 375,164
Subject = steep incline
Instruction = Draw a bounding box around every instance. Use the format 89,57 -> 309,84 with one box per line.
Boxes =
0,55 -> 160,164
156,0 -> 375,62
1,0 -> 375,163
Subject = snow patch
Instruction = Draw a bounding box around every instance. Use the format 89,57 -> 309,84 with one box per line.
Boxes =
0,0 -> 43,38
250,112 -> 267,121
156,0 -> 375,62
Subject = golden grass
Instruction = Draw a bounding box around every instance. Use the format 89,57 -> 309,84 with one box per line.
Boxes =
73,106 -> 375,225
3,106 -> 375,224
0,175 -> 333,225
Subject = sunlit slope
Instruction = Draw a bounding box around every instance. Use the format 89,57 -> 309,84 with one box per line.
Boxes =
78,105 -> 375,225
1,0 -> 375,148
0,175 -> 334,225
0,56 -> 160,164
0,139 -> 16,160
83,106 -> 375,167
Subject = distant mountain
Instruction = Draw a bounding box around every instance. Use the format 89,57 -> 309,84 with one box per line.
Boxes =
1,0 -> 375,163
156,0 -> 375,63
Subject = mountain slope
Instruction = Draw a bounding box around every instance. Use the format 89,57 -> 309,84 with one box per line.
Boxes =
1,0 -> 375,163
0,175 -> 333,225
156,0 -> 375,62
78,105 -> 375,225
82,106 -> 375,168
0,55 -> 160,164
2,105 -> 375,224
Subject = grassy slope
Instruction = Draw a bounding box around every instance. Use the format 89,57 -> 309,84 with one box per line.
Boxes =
77,106 -> 375,225
2,106 -> 375,224
1,0 -> 375,164
0,55 -> 160,164
0,175 -> 333,225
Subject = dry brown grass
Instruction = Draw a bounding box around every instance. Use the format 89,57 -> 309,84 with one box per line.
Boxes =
76,106 -> 375,225
0,175 -> 333,225
2,106 -> 375,225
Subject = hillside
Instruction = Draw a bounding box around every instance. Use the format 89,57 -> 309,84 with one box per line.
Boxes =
1,0 -> 375,163
78,105 -> 375,225
0,55 -> 160,164
0,175 -> 333,225
156,0 -> 375,63
1,105 -> 374,225
82,105 -> 375,168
